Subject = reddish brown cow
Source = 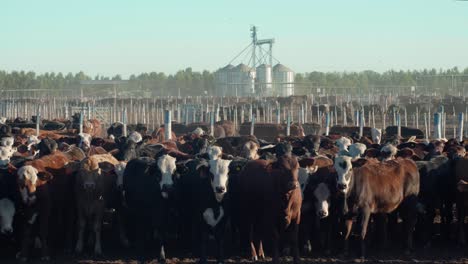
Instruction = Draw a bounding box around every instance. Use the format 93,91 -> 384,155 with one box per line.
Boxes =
334,156 -> 420,257
152,127 -> 177,142
16,152 -> 78,261
236,154 -> 302,264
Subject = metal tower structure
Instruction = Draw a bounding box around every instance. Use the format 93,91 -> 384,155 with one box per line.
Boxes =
250,26 -> 275,67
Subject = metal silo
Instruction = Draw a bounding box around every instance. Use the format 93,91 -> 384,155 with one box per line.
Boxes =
233,63 -> 255,97
256,64 -> 273,96
215,64 -> 234,96
273,63 -> 294,96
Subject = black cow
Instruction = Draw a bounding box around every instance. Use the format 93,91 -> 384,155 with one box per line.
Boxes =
122,155 -> 177,262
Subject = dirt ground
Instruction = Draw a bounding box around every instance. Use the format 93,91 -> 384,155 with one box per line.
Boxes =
2,246 -> 467,264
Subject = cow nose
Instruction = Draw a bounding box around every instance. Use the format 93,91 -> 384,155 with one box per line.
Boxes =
162,184 -> 173,192
337,183 -> 347,191
2,227 -> 13,235
319,210 -> 327,218
84,182 -> 95,189
215,186 -> 226,193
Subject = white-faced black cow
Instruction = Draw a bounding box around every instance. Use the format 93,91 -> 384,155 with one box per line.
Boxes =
122,154 -> 177,262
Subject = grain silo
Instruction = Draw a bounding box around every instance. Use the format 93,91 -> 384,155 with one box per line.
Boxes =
214,64 -> 234,96
256,64 -> 273,96
232,63 -> 255,97
273,63 -> 294,96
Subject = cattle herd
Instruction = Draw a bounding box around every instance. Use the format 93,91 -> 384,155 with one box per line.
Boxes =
1,115 -> 468,264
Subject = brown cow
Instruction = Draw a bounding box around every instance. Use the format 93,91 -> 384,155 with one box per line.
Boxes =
152,127 -> 177,142
334,155 -> 420,257
236,153 -> 302,264
16,151 -> 78,261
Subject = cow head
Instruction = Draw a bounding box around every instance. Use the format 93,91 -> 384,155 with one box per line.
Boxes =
115,162 -> 127,188
1,136 -> 14,148
208,146 -> 223,160
192,127 -> 204,137
240,141 -> 259,160
128,131 -> 143,144
349,143 -> 367,160
303,135 -> 321,155
276,155 -> 300,194
79,133 -> 92,151
37,138 -> 58,156
297,166 -> 318,197
336,137 -> 352,153
192,137 -> 210,154
380,144 -> 397,161
313,183 -> 331,219
78,158 -> 101,191
0,146 -> 16,167
17,165 -> 39,204
0,198 -> 15,235
371,128 -> 382,144
275,142 -> 293,157
26,135 -> 41,151
208,159 -> 232,202
157,155 -> 177,199
334,155 -> 353,194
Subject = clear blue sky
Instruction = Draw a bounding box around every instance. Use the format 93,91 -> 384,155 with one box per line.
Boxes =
1,0 -> 468,77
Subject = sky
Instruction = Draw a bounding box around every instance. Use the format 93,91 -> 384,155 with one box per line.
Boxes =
1,0 -> 468,77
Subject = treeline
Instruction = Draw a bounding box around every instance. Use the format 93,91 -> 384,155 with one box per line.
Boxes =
0,67 -> 467,97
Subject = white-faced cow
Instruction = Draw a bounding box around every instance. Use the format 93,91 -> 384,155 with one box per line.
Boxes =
334,155 -> 420,257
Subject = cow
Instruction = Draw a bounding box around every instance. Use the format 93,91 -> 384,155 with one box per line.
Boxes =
454,158 -> 468,246
300,164 -> 337,255
16,151 -> 78,261
74,154 -> 121,255
178,157 -> 233,264
385,126 -> 425,139
122,155 -> 177,262
334,155 -> 420,257
78,133 -> 108,156
235,144 -> 302,264
415,154 -> 455,246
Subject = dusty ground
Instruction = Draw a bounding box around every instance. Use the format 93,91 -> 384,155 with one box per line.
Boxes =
2,246 -> 467,264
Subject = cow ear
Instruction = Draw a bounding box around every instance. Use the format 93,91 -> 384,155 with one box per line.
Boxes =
196,160 -> 209,179
299,157 -> 315,168
397,148 -> 414,159
352,158 -> 368,168
17,144 -> 28,153
37,171 -> 53,181
65,161 -> 81,174
99,161 -> 115,174
364,148 -> 380,158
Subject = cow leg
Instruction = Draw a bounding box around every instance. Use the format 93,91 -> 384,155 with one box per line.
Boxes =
199,230 -> 208,264
257,240 -> 264,259
75,212 -> 86,254
375,213 -> 389,249
249,241 -> 258,261
117,208 -> 130,248
457,199 -> 466,246
289,222 -> 300,264
270,229 -> 280,264
401,196 -> 418,254
359,208 -> 371,259
39,209 -> 50,261
18,221 -> 33,262
343,218 -> 353,256
215,225 -> 225,264
93,214 -> 103,256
